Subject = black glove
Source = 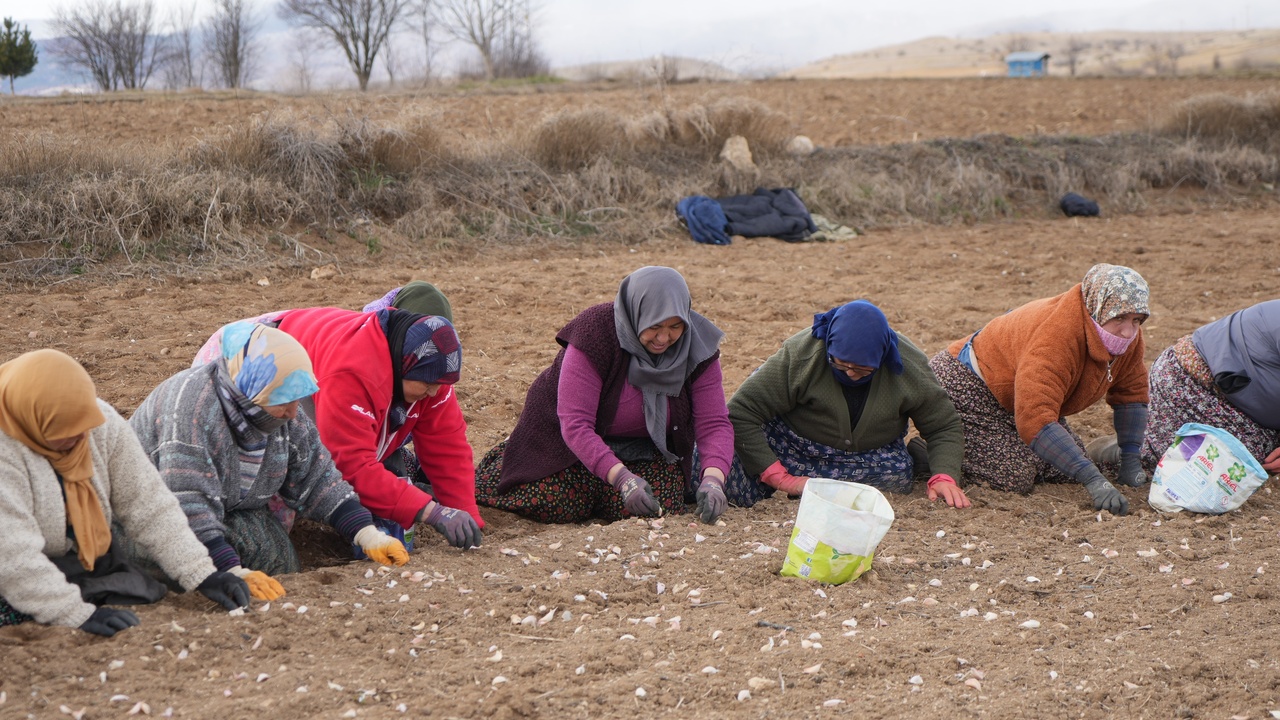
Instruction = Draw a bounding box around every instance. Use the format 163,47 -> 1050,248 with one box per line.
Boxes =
695,477 -> 727,524
1117,452 -> 1148,487
423,502 -> 483,549
79,606 -> 140,637
197,570 -> 251,611
1081,470 -> 1128,516
612,469 -> 661,517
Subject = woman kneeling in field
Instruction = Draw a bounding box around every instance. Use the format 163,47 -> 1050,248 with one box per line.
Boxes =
928,263 -> 1151,516
724,300 -> 970,509
130,323 -> 409,602
1089,299 -> 1280,476
0,350 -> 249,637
194,306 -> 483,552
475,266 -> 733,524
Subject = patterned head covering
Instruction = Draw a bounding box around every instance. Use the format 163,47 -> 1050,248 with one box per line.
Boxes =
214,322 -> 319,448
1081,264 -> 1149,324
377,310 -> 462,410
811,300 -> 904,387
0,349 -> 111,570
614,266 -> 725,462
219,322 -> 320,406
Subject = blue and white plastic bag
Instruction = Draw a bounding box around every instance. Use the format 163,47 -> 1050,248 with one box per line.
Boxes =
1149,423 -> 1268,514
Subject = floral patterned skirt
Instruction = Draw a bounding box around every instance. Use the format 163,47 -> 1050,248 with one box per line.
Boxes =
474,440 -> 687,523
721,417 -> 914,508
1143,338 -> 1279,471
0,596 -> 31,628
929,350 -> 1081,493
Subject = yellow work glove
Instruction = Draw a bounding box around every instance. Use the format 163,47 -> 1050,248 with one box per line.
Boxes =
354,525 -> 410,566
228,565 -> 286,601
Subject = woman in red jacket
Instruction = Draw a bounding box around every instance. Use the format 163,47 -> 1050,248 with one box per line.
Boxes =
273,307 -> 483,549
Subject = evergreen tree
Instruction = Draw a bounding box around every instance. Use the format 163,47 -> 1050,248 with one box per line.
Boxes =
0,18 -> 38,95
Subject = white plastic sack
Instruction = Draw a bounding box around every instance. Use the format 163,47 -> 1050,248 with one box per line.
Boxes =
1149,423 -> 1268,514
780,478 -> 895,584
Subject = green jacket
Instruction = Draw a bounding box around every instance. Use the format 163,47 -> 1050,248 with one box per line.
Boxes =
728,329 -> 964,480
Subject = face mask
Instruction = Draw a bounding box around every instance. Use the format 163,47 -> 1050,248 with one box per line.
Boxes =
1092,319 -> 1135,356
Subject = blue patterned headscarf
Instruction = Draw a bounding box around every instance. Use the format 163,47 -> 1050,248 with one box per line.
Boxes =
811,300 -> 904,387
219,321 -> 320,406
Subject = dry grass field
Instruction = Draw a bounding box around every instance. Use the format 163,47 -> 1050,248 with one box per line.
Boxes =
2,77 -> 1280,719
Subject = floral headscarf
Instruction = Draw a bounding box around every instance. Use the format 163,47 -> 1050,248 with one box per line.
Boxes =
214,322 -> 320,448
1081,263 -> 1149,324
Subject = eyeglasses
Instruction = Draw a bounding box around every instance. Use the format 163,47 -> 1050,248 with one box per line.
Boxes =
828,356 -> 876,374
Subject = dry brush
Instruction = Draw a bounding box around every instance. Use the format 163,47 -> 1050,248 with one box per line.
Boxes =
0,92 -> 1277,278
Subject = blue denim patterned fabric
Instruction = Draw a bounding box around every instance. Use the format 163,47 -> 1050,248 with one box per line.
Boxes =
717,417 -> 915,508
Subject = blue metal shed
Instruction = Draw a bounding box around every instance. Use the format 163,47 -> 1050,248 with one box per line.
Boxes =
1005,51 -> 1051,77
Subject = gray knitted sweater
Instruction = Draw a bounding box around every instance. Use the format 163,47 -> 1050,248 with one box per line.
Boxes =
0,400 -> 216,628
129,363 -> 359,551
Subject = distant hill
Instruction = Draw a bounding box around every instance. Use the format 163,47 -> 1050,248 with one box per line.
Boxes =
785,28 -> 1280,79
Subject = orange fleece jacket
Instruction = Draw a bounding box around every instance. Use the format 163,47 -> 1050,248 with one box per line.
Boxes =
947,282 -> 1149,445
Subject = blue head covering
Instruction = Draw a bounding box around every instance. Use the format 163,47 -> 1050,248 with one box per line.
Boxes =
811,301 -> 903,387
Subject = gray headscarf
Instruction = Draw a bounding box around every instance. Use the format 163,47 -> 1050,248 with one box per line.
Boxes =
613,266 -> 724,462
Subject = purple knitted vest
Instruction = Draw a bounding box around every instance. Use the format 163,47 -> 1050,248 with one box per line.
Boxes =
497,303 -> 716,493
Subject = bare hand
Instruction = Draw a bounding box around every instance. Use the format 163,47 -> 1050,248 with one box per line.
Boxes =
1264,447 -> 1280,474
928,480 -> 972,508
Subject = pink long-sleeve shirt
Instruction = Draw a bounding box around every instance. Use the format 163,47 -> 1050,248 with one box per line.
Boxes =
556,344 -> 734,481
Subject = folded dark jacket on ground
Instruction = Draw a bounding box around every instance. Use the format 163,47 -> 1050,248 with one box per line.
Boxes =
716,188 -> 817,242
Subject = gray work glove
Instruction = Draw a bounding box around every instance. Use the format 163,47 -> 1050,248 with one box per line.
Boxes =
1081,470 -> 1128,516
1117,452 -> 1148,487
422,501 -> 483,549
612,468 -> 661,517
79,606 -> 140,637
695,476 -> 727,524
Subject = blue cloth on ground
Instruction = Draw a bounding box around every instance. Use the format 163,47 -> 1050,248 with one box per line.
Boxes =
676,195 -> 731,245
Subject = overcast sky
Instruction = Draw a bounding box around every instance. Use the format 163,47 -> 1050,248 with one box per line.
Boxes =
6,0 -> 1276,76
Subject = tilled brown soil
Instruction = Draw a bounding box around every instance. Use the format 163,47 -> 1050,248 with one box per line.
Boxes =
3,76 -> 1276,148
2,207 -> 1279,719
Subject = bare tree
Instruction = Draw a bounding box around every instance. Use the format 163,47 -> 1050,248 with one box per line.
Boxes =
286,29 -> 321,92
53,0 -> 165,91
438,0 -> 544,80
435,0 -> 507,80
411,0 -> 439,83
204,0 -> 261,88
1064,37 -> 1088,77
1005,34 -> 1032,54
492,0 -> 545,78
381,35 -> 398,86
1166,42 -> 1187,76
161,1 -> 200,89
278,0 -> 411,91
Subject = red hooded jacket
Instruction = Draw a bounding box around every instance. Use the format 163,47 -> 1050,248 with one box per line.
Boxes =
276,307 -> 482,530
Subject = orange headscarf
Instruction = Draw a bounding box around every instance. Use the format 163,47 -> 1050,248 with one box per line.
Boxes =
0,349 -> 110,570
